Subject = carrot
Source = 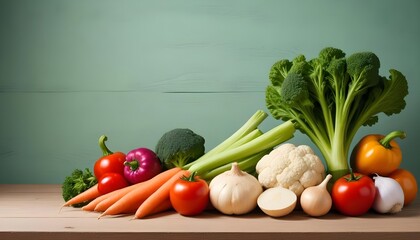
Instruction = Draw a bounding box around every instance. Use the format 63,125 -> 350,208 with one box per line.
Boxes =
147,198 -> 173,217
88,183 -> 138,212
81,185 -> 131,211
134,169 -> 188,219
83,178 -> 150,212
98,167 -> 182,218
81,192 -> 110,211
93,184 -> 137,212
62,184 -> 101,207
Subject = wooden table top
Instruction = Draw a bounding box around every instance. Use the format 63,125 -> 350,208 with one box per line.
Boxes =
1,184 -> 419,240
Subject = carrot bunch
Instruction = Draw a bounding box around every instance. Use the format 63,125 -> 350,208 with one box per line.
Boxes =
62,110 -> 295,219
62,167 -> 186,219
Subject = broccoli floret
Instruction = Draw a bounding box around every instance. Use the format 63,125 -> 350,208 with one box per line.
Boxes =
281,72 -> 312,108
346,51 -> 381,90
290,55 -> 310,75
62,168 -> 97,207
318,47 -> 346,62
326,58 -> 348,102
155,128 -> 205,169
326,58 -> 346,77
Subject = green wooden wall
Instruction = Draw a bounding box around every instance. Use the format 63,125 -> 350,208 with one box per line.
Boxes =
1,0 -> 419,184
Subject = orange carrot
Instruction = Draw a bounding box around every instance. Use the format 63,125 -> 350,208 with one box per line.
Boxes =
81,192 -> 110,211
134,170 -> 188,219
81,185 -> 132,211
93,184 -> 138,212
62,184 -> 101,207
147,198 -> 173,217
83,178 -> 152,212
99,167 -> 182,218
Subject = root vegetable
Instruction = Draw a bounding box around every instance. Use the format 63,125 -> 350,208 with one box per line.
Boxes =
300,174 -> 332,217
257,187 -> 297,217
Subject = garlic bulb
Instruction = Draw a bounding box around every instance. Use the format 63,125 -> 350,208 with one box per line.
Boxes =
209,162 -> 263,215
373,174 -> 405,214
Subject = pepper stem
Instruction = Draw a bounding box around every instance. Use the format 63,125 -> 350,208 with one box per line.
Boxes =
379,130 -> 406,149
99,135 -> 113,156
124,160 -> 139,171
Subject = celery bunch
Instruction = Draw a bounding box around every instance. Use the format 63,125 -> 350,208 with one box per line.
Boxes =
184,110 -> 296,181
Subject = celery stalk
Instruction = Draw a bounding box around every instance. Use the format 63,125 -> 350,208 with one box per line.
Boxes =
184,110 -> 267,169
226,129 -> 263,150
200,150 -> 268,181
188,120 -> 295,176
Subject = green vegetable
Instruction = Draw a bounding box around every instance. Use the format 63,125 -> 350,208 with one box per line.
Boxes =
184,111 -> 268,171
200,150 -> 267,180
155,128 -> 205,169
185,110 -> 296,181
153,110 -> 294,182
62,168 -> 97,207
265,47 -> 408,181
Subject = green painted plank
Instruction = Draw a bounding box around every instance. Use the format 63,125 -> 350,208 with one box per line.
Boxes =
0,0 -> 419,184
0,91 -> 290,183
1,0 -> 419,92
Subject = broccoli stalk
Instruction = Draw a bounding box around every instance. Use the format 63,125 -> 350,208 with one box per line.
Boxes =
266,47 -> 408,181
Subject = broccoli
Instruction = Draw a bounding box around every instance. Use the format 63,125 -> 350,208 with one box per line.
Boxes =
266,47 -> 408,181
281,72 -> 312,108
155,128 -> 205,169
62,168 -> 97,207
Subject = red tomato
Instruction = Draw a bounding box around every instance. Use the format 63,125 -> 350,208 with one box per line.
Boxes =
97,173 -> 128,195
94,151 -> 126,180
331,172 -> 376,216
169,173 -> 209,216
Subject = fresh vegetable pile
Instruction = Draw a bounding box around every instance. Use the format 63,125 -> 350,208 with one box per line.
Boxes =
61,47 -> 417,219
62,110 -> 296,218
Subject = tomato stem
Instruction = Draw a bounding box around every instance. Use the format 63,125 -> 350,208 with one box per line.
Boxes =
345,168 -> 361,182
379,130 -> 406,149
99,135 -> 114,156
182,171 -> 198,182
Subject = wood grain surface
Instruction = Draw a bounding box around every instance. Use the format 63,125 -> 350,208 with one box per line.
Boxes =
1,184 -> 419,240
0,1 -> 419,194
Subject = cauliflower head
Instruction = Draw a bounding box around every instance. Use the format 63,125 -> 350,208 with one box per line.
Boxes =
256,143 -> 325,196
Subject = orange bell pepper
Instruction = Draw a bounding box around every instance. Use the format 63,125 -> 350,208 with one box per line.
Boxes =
350,130 -> 406,176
